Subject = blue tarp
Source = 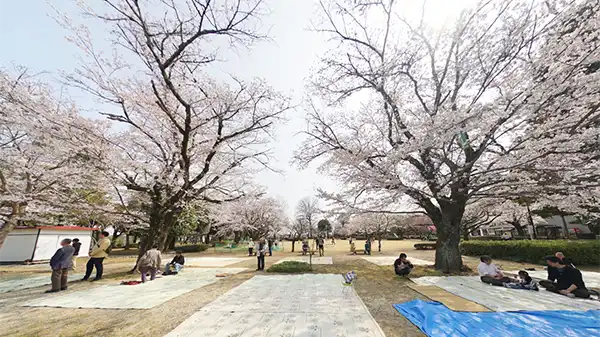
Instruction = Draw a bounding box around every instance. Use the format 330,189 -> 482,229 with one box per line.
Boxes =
394,300 -> 600,337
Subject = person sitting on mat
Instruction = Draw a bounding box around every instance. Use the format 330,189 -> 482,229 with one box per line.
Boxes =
394,253 -> 414,276
503,270 -> 539,291
478,255 -> 513,286
547,251 -> 576,281
164,250 -> 185,275
539,256 -> 589,298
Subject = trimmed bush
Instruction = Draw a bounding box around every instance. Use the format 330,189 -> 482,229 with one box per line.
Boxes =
468,236 -> 529,241
461,240 -> 600,265
175,244 -> 209,253
267,261 -> 312,273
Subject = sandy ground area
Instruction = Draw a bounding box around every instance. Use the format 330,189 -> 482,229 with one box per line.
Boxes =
0,239 -> 593,337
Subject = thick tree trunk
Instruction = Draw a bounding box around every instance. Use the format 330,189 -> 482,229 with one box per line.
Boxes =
435,221 -> 463,273
377,238 -> 382,252
291,239 -> 296,253
124,233 -> 130,250
430,198 -> 465,274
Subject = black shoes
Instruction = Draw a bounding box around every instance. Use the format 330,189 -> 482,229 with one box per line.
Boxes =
45,289 -> 59,293
90,278 -> 101,282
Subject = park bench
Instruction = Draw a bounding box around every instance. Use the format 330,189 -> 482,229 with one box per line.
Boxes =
414,243 -> 436,250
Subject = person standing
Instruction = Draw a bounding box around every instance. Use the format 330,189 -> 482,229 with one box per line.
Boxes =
256,238 -> 266,271
138,246 -> 162,283
268,239 -> 273,256
71,238 -> 81,269
46,239 -> 75,293
82,231 -> 111,281
364,239 -> 372,255
317,237 -> 325,256
248,239 -> 255,256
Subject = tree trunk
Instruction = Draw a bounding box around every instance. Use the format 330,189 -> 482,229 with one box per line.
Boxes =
168,235 -> 176,250
430,199 -> 465,274
124,233 -> 130,250
0,202 -> 25,249
462,226 -> 470,241
377,238 -> 382,252
509,221 -> 526,237
434,220 -> 463,273
560,215 -> 570,239
291,239 -> 296,252
0,215 -> 17,249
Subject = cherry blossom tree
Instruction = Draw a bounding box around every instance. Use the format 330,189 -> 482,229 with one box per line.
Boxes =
0,68 -> 107,248
295,197 -> 321,241
57,0 -> 290,255
287,217 -> 310,252
296,0 -> 599,272
346,213 -> 399,251
214,196 -> 286,241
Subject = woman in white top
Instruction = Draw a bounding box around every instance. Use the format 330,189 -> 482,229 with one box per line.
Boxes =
478,255 -> 515,286
248,239 -> 255,256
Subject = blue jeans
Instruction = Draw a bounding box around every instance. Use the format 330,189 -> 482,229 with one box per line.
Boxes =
165,262 -> 183,273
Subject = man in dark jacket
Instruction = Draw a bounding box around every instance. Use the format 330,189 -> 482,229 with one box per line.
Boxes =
540,256 -> 589,298
47,239 -> 75,293
394,253 -> 414,276
546,252 -> 576,282
164,250 -> 185,275
71,238 -> 81,269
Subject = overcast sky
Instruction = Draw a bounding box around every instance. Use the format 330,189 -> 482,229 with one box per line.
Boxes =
0,0 -> 474,216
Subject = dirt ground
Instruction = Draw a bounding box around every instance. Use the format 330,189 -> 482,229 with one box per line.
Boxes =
0,239 -> 583,337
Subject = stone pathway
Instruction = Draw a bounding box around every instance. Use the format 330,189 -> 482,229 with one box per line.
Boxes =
274,256 -> 333,265
165,274 -> 386,337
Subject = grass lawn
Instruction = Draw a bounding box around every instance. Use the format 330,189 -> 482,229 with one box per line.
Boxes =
0,239 -> 594,337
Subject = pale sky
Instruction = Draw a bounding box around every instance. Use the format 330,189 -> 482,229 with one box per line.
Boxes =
0,0 -> 474,216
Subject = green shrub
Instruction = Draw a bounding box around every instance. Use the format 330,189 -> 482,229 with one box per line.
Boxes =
267,261 -> 312,273
175,244 -> 209,253
461,240 -> 600,265
468,236 -> 529,241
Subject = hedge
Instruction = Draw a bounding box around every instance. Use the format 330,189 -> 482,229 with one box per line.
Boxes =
461,240 -> 600,265
267,261 -> 312,273
174,244 -> 209,253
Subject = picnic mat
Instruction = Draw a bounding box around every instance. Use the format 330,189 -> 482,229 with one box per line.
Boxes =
361,256 -> 432,266
407,283 -> 490,312
394,299 -> 600,337
507,269 -> 600,289
0,273 -> 82,293
164,274 -> 385,337
21,268 -> 246,309
410,276 -> 600,311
